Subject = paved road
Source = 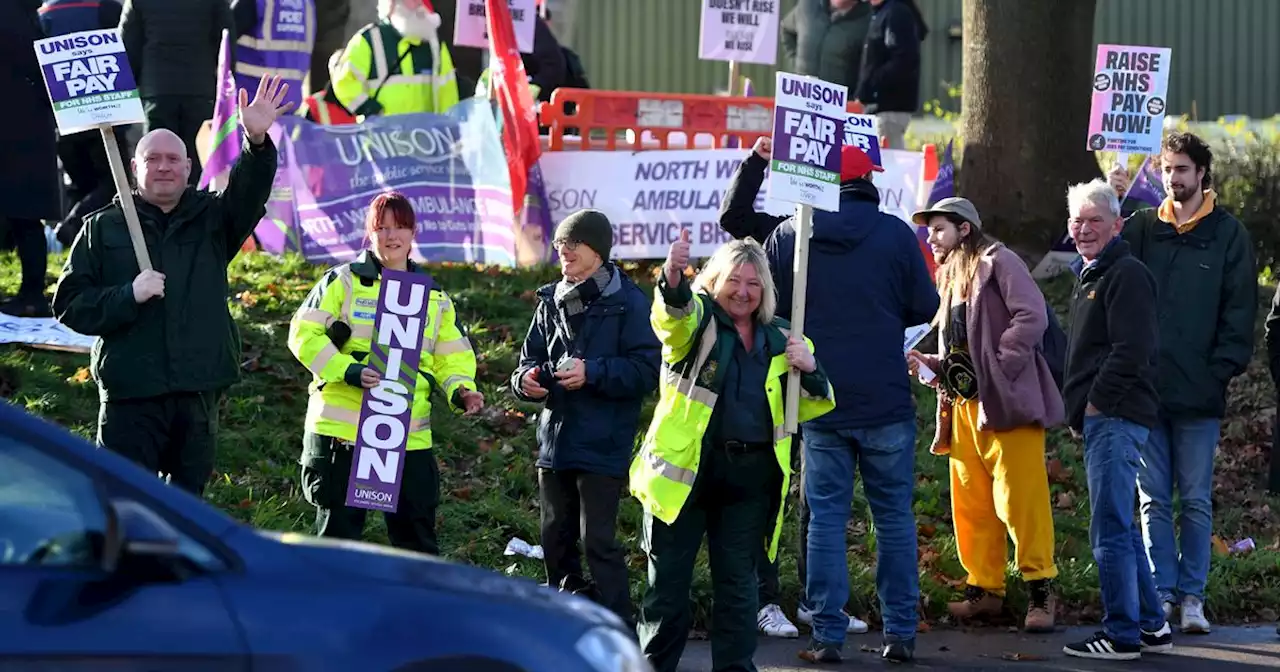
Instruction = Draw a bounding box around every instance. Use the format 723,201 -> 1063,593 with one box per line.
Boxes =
677,626 -> 1280,670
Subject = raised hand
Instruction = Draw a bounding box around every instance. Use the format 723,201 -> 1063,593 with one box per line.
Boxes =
239,74 -> 293,144
665,228 -> 691,286
752,136 -> 772,160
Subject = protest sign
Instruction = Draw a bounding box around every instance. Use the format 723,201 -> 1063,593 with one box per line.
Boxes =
347,270 -> 434,513
271,99 -> 516,267
0,317 -> 96,354
698,0 -> 779,65
537,147 -> 923,259
34,28 -> 151,272
843,113 -> 882,168
1086,44 -> 1172,155
33,29 -> 145,134
769,73 -> 846,211
454,0 -> 537,53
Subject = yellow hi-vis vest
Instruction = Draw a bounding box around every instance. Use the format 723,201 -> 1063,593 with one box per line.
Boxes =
629,276 -> 837,562
287,251 -> 477,450
332,22 -> 460,118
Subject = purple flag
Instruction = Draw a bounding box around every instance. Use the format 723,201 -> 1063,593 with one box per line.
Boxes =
200,30 -> 241,190
345,270 -> 435,513
926,139 -> 955,205
1122,156 -> 1166,214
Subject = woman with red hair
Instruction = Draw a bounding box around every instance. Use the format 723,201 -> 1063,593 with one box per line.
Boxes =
287,191 -> 484,553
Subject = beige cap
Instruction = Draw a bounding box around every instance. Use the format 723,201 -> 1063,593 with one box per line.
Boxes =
911,197 -> 983,230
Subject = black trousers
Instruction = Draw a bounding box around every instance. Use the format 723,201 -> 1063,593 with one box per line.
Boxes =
141,96 -> 214,186
55,127 -> 126,245
638,443 -> 783,672
7,218 -> 47,299
757,434 -> 808,606
98,390 -> 222,496
300,434 -> 440,555
539,468 -> 632,624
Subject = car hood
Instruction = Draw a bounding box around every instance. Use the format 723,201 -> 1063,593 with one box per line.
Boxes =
255,530 -> 624,629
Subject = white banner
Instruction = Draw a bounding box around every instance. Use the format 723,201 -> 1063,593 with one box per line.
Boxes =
0,317 -> 95,353
538,148 -> 924,259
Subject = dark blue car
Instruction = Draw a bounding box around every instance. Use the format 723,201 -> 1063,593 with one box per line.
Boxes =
0,401 -> 649,671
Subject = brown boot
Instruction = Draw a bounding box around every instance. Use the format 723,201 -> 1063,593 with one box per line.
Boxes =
948,585 -> 1003,620
1024,579 -> 1056,633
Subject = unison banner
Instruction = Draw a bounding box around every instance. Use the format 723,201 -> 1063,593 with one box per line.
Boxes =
266,99 -> 517,267
538,148 -> 924,259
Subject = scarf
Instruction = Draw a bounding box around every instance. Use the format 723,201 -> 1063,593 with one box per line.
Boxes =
553,263 -> 613,341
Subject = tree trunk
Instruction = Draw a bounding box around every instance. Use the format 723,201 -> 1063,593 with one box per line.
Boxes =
959,0 -> 1101,254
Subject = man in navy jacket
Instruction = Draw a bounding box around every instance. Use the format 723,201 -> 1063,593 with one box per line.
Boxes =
510,209 -> 660,628
766,145 -> 938,663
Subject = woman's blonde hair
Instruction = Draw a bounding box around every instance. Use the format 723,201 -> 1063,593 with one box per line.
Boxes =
692,238 -> 777,324
931,212 -> 996,330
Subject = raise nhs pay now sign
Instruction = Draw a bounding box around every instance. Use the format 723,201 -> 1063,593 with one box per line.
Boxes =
34,29 -> 145,134
769,72 -> 846,211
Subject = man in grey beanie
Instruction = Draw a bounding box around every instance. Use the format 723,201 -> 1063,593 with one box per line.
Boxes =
510,209 -> 661,628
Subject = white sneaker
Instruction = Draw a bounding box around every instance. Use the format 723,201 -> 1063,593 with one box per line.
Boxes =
1180,596 -> 1211,634
1162,600 -> 1175,620
796,603 -> 870,634
757,604 -> 799,638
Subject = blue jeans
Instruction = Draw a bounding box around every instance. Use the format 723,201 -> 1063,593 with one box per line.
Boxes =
803,419 -> 918,647
1137,416 -> 1220,602
1084,415 -> 1166,646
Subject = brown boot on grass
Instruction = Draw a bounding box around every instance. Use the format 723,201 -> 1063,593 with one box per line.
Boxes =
1024,579 -> 1056,633
948,585 -> 1003,620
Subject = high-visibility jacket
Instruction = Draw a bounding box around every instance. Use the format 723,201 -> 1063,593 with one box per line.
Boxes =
234,0 -> 315,113
287,251 -> 477,450
630,275 -> 837,562
476,67 -> 541,102
301,88 -> 356,125
332,21 -> 459,118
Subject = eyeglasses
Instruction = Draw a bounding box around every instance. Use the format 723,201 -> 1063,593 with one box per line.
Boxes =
552,238 -> 580,251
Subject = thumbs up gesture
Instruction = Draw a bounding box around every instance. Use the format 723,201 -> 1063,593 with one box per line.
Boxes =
665,228 -> 692,286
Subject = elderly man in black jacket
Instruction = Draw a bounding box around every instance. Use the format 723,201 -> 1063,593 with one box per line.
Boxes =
120,0 -> 235,186
1061,178 -> 1173,661
52,76 -> 292,496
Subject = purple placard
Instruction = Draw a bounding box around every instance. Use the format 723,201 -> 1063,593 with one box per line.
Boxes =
40,54 -> 138,107
345,269 -> 435,512
769,72 -> 847,211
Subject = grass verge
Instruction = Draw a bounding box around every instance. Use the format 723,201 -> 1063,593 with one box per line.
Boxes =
2,250 -> 1278,631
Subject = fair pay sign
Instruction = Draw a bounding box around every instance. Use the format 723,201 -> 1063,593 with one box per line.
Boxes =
34,29 -> 153,274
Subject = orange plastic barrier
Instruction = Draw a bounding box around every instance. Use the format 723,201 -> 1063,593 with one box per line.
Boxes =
537,88 -> 879,152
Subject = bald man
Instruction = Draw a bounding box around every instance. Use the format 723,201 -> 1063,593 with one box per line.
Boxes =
52,75 -> 294,496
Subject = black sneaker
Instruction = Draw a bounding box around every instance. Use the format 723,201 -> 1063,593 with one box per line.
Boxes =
881,634 -> 915,663
796,639 -> 841,663
1141,621 -> 1174,653
1063,631 -> 1141,660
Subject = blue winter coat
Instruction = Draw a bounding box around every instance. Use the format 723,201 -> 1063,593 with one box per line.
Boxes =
510,265 -> 661,478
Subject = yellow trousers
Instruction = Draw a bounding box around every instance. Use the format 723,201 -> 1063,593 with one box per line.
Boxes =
949,398 -> 1058,595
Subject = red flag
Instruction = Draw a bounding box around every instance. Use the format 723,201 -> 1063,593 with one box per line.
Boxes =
486,0 -> 541,215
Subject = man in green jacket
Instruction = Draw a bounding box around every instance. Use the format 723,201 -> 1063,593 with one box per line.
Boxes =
781,0 -> 872,91
52,75 -> 293,496
1121,131 -> 1258,635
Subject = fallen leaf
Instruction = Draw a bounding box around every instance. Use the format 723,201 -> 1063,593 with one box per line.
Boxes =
237,499 -> 253,509
452,486 -> 473,501
477,439 -> 494,454
1054,492 -> 1074,509
236,291 -> 258,307
67,367 -> 92,385
1001,652 -> 1048,661
918,523 -> 937,538
1212,535 -> 1231,555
